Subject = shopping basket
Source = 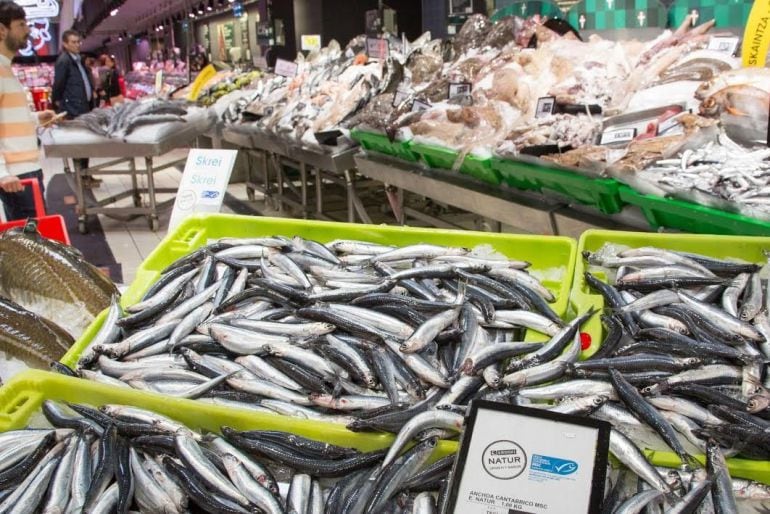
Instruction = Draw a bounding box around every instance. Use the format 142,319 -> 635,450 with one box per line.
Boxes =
0,178 -> 70,245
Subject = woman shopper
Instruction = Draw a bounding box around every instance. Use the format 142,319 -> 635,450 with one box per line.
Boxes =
100,54 -> 123,106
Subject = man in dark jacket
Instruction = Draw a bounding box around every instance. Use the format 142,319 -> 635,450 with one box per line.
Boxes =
52,29 -> 99,186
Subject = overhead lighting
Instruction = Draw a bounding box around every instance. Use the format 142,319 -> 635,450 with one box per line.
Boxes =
188,10 -> 195,18
206,0 -> 212,11
110,8 -> 118,16
197,2 -> 204,14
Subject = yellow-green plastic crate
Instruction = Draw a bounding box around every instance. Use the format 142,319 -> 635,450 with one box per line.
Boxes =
62,214 -> 577,367
0,370 -> 456,459
619,186 -> 770,236
570,229 -> 770,483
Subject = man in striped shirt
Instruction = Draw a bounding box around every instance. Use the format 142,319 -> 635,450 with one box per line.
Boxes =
0,0 -> 56,220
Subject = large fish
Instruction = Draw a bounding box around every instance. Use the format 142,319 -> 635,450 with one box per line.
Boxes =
0,221 -> 118,337
0,296 -> 73,371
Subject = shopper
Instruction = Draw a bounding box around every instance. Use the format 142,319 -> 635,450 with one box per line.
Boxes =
0,0 -> 56,220
52,29 -> 100,187
99,53 -> 123,106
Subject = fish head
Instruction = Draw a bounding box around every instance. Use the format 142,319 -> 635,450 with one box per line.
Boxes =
747,394 -> 770,413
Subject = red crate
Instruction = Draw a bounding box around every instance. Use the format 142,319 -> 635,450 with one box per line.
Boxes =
0,178 -> 70,245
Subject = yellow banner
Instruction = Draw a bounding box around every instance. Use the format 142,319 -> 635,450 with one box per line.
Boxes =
187,64 -> 217,101
742,0 -> 770,67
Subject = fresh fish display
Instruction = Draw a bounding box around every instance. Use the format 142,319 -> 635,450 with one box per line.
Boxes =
63,99 -> 189,139
0,296 -> 73,375
0,221 -> 118,337
0,400 -> 446,513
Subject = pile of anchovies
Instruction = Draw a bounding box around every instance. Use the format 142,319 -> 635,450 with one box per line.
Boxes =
66,236 -> 770,511
0,400 -> 452,513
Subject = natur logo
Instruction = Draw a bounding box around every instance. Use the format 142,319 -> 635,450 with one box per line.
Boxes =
481,440 -> 527,480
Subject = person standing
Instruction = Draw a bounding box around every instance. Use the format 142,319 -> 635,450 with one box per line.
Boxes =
99,53 -> 123,106
0,0 -> 56,220
52,29 -> 99,187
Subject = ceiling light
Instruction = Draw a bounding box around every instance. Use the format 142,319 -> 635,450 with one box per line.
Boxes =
206,0 -> 212,11
197,2 -> 204,14
110,8 -> 118,16
188,11 -> 195,18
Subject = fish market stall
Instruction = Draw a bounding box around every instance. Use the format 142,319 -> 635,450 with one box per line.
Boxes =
42,100 -> 217,233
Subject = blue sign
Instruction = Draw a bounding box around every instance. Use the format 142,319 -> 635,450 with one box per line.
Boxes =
531,454 -> 579,476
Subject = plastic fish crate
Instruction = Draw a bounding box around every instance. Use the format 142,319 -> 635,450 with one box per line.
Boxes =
62,214 -> 577,367
570,229 -> 770,484
491,158 -> 625,215
350,129 -> 420,162
619,186 -> 770,236
411,142 -> 461,170
0,370 -> 456,460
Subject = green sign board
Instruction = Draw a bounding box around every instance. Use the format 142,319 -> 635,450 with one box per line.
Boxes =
668,0 -> 753,29
492,1 -> 564,20
567,0 -> 667,30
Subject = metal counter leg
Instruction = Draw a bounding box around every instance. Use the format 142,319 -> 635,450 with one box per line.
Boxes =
145,156 -> 159,231
315,168 -> 323,218
130,158 -> 142,207
300,162 -> 308,219
74,160 -> 88,234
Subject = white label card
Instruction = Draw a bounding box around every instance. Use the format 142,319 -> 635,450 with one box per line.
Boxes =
600,127 -> 637,145
444,401 -> 610,514
168,149 -> 238,232
274,58 -> 298,78
253,56 -> 268,69
535,96 -> 556,119
392,88 -> 410,107
366,37 -> 389,60
301,34 -> 321,51
411,99 -> 431,113
657,115 -> 685,136
449,82 -> 472,98
707,36 -> 740,55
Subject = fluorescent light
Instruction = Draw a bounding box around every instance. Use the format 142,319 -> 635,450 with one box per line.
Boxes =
110,8 -> 118,16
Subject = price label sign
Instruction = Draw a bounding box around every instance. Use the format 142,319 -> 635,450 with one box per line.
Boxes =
411,99 -> 432,113
274,58 -> 299,78
366,37 -> 390,60
708,36 -> 740,55
600,127 -> 637,145
449,82 -> 472,98
657,115 -> 685,136
392,88 -> 410,107
169,149 -> 238,232
253,56 -> 268,70
535,96 -> 556,119
301,34 -> 321,51
444,401 -> 610,514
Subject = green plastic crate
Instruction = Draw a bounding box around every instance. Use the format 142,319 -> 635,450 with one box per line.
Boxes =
62,214 -> 577,367
460,155 -> 501,185
0,370 -> 456,459
350,129 -> 420,162
619,186 -> 770,236
491,157 -> 625,214
570,229 -> 770,484
411,143 -> 462,170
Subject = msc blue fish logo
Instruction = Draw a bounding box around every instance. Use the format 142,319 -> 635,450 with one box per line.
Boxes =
531,454 -> 579,476
201,190 -> 220,199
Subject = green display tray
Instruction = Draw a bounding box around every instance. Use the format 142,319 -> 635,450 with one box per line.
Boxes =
62,214 -> 577,367
619,186 -> 770,236
411,143 -> 462,170
460,154 -> 502,185
491,158 -> 625,215
350,129 -> 420,162
0,370 -> 455,460
569,229 -> 770,484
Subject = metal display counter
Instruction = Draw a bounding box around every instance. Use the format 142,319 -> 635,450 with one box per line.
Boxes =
354,151 -> 650,235
43,125 -> 202,233
223,126 -> 375,223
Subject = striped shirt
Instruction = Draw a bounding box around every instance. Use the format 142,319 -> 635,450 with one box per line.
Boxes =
0,54 -> 39,178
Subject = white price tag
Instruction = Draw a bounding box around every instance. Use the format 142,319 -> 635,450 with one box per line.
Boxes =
707,36 -> 740,54
449,82 -> 472,98
274,58 -> 298,78
169,149 -> 238,232
657,115 -> 684,136
600,127 -> 637,145
411,99 -> 431,113
366,37 -> 389,60
301,34 -> 321,51
535,96 -> 556,119
392,88 -> 410,107
253,56 -> 268,69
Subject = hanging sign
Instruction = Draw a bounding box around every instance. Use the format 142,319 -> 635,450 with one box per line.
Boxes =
169,149 -> 238,232
17,0 -> 58,19
366,37 -> 390,60
743,0 -> 770,66
275,58 -> 298,77
535,96 -> 556,119
708,35 -> 740,54
444,401 -> 610,514
301,34 -> 322,51
187,64 -> 217,101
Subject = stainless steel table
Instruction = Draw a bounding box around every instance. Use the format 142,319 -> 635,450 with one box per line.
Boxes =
43,125 -> 203,233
